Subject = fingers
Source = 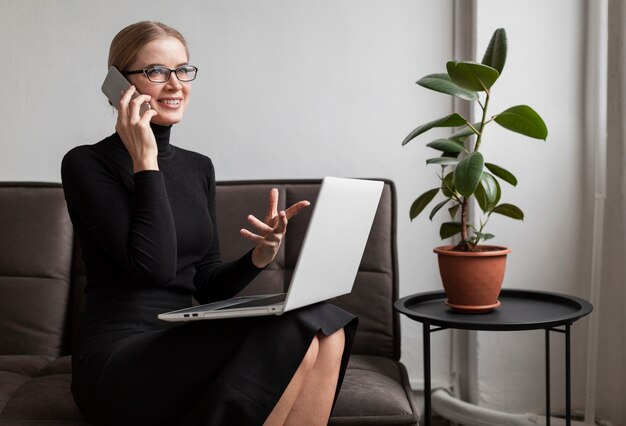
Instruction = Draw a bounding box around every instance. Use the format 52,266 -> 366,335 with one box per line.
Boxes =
264,189 -> 310,223
275,211 -> 288,234
246,214 -> 273,234
118,86 -> 152,122
266,188 -> 279,222
114,86 -> 159,172
246,211 -> 287,235
239,228 -> 264,243
139,107 -> 158,125
243,193 -> 292,268
129,94 -> 153,121
284,200 -> 310,220
241,211 -> 287,240
118,85 -> 136,115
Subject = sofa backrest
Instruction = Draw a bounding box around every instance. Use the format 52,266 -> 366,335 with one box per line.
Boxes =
0,180 -> 399,360
0,183 -> 74,357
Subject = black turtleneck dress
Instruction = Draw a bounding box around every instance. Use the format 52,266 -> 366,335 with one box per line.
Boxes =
61,124 -> 357,426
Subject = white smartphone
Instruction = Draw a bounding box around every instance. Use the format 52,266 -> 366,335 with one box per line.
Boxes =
101,66 -> 151,115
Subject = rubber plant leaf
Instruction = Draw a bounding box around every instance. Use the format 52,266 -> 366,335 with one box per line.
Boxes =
474,231 -> 496,242
426,157 -> 460,166
450,123 -> 481,141
493,105 -> 548,140
481,28 -> 507,74
453,152 -> 485,197
417,73 -> 479,101
426,139 -> 467,154
474,172 -> 501,213
429,198 -> 451,221
491,203 -> 524,220
448,203 -> 460,219
446,61 -> 500,92
410,188 -> 440,220
485,163 -> 518,186
441,172 -> 455,198
402,113 -> 467,146
440,221 -> 463,239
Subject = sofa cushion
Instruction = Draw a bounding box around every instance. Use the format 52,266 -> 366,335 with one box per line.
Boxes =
0,356 -> 89,425
0,354 -> 54,413
330,355 -> 419,425
0,355 -> 418,426
0,184 -> 74,357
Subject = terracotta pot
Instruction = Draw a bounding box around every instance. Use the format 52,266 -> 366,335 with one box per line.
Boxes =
433,245 -> 511,313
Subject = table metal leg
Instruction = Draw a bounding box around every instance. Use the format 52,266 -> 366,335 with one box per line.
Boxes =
566,324 -> 571,426
423,322 -> 431,426
546,330 -> 551,426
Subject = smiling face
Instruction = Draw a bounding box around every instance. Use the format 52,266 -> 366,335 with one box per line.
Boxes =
125,36 -> 191,126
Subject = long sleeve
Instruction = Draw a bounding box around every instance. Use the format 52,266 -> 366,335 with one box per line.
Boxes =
192,160 -> 264,304
62,129 -> 263,298
61,145 -> 177,288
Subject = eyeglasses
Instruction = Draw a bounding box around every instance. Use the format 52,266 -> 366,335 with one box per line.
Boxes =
123,65 -> 198,83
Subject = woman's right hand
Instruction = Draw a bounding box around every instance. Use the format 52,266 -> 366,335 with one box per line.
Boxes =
115,85 -> 159,172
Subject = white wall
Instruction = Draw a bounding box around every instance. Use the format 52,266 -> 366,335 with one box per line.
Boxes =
2,0 -> 614,423
474,0 -> 592,416
0,0 -> 453,389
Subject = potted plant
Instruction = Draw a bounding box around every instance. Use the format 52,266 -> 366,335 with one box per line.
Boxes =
402,28 -> 548,313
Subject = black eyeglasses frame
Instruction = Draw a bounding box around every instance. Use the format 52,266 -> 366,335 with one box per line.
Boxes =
122,65 -> 198,83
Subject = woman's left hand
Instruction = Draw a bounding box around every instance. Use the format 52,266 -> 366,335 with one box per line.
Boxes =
240,188 -> 310,268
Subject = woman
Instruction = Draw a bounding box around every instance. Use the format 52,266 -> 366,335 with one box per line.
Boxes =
62,21 -> 356,426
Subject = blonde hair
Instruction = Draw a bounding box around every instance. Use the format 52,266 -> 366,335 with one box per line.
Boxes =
108,21 -> 189,70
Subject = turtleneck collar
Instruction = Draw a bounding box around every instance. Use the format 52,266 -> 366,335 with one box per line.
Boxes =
151,123 -> 173,156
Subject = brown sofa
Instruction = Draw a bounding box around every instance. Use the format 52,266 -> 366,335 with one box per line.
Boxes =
0,180 -> 419,426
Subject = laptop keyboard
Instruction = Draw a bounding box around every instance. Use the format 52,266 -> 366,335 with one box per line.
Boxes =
216,293 -> 287,310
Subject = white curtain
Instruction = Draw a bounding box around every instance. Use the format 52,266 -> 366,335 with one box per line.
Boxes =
596,0 -> 626,422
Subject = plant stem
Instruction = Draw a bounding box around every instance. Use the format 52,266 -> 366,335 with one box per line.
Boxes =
474,89 -> 490,152
460,196 -> 469,248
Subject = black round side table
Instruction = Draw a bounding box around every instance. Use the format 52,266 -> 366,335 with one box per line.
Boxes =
394,289 -> 593,426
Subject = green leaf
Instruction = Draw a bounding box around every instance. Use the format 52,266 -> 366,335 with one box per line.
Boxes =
475,173 -> 501,212
441,172 -> 455,198
453,152 -> 485,197
481,28 -> 507,74
448,203 -> 460,219
485,163 -> 518,186
440,222 -> 463,239
450,122 -> 481,141
410,188 -> 439,220
429,198 -> 451,220
417,73 -> 479,101
446,61 -> 500,92
491,203 -> 524,220
402,113 -> 468,146
474,231 -> 496,242
426,157 -> 460,166
427,138 -> 467,154
441,151 -> 462,159
494,105 -> 548,140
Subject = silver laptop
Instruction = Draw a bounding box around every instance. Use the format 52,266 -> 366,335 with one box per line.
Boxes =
158,176 -> 384,322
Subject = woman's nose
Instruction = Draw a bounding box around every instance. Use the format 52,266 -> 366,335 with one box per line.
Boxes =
164,72 -> 183,90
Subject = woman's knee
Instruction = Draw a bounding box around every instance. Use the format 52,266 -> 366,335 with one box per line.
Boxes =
317,329 -> 345,363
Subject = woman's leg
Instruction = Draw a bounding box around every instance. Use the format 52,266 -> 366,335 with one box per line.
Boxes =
264,328 -> 346,426
285,328 -> 345,425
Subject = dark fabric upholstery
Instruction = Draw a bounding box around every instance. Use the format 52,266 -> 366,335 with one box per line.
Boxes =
0,180 -> 419,425
330,355 -> 419,425
0,185 -> 74,357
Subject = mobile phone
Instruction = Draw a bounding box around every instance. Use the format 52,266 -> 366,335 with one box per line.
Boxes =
101,66 -> 151,115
